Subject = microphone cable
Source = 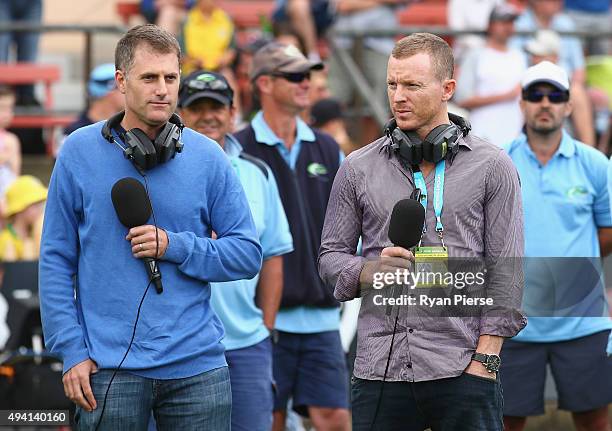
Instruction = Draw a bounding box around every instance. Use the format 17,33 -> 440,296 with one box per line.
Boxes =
368,307 -> 400,431
94,279 -> 151,431
94,173 -> 160,431
142,174 -> 161,268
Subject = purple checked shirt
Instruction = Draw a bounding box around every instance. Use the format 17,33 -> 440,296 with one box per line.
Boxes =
318,132 -> 527,382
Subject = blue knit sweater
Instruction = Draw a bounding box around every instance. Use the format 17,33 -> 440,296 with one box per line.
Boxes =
39,122 -> 262,378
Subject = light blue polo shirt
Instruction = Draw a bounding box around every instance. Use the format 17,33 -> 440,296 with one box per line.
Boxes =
504,132 -> 612,345
209,134 -> 294,350
251,111 -> 342,334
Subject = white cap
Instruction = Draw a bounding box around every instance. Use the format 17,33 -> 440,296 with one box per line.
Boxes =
525,30 -> 561,57
521,60 -> 570,92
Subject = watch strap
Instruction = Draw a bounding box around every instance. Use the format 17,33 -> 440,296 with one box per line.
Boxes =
471,352 -> 501,372
472,352 -> 488,363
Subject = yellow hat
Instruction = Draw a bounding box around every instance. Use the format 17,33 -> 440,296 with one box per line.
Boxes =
4,175 -> 48,217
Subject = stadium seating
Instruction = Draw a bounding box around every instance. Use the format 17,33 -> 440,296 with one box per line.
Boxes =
0,63 -> 75,155
116,0 -> 275,29
397,0 -> 448,27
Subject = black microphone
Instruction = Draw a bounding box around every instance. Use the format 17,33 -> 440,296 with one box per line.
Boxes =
388,199 -> 425,249
111,177 -> 163,294
385,199 -> 425,315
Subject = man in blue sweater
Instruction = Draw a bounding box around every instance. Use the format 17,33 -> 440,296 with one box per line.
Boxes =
178,70 -> 294,431
39,24 -> 262,430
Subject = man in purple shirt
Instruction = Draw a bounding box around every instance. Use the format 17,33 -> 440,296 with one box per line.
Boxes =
319,32 -> 526,430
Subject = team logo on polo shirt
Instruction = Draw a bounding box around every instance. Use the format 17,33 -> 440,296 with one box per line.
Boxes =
566,185 -> 589,201
307,162 -> 328,178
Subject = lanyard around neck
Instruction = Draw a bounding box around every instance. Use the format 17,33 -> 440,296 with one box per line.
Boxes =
412,160 -> 446,235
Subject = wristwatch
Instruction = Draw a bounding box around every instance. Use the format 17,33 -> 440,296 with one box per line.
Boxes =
471,353 -> 501,373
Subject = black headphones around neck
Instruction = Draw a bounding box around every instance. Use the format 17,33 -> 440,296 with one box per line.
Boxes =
101,111 -> 185,172
385,113 -> 471,165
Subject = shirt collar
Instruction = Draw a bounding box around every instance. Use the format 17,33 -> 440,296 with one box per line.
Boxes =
558,130 -> 576,158
251,110 -> 316,147
514,130 -> 576,159
223,133 -> 243,158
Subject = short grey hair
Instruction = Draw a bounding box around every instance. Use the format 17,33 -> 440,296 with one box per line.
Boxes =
115,24 -> 181,74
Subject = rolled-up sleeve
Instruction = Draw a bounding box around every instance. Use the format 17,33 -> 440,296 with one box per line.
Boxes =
480,150 -> 528,337
319,158 -> 367,301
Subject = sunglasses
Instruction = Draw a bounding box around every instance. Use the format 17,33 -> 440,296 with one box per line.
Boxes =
181,74 -> 234,104
522,90 -> 569,104
271,71 -> 311,83
185,78 -> 229,91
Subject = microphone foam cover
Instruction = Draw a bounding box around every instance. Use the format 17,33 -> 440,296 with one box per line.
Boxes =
388,199 -> 425,249
111,177 -> 152,228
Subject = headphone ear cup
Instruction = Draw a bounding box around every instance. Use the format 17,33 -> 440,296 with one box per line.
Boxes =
101,111 -> 125,142
125,128 -> 158,170
422,124 -> 459,163
154,123 -> 177,164
393,128 -> 422,165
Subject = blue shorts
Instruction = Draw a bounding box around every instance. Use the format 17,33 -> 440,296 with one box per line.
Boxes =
500,330 -> 612,416
273,330 -> 349,416
226,337 -> 274,431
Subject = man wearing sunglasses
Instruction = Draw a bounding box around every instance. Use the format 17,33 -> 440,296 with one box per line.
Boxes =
235,42 -> 351,431
502,61 -> 612,431
177,70 -> 294,431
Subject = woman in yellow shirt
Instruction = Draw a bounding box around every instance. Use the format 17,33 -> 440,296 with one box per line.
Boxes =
0,175 -> 47,262
180,0 -> 242,118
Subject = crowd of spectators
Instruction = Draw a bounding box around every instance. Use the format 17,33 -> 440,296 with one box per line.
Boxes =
134,0 -> 612,154
0,0 -> 610,152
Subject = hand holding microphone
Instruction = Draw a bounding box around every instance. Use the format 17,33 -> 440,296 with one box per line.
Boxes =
374,198 -> 424,281
384,199 -> 426,315
126,225 -> 168,259
111,177 -> 165,294
359,199 -> 425,291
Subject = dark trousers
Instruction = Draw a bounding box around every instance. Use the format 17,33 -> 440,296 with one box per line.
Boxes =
351,373 -> 503,431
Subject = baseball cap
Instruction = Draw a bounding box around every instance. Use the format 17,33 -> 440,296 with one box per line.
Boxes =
250,42 -> 324,81
521,60 -> 570,92
311,98 -> 343,128
244,35 -> 273,54
178,71 -> 234,108
489,3 -> 520,22
88,63 -> 116,99
525,29 -> 561,57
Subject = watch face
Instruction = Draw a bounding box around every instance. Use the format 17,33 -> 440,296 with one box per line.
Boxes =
486,355 -> 501,372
